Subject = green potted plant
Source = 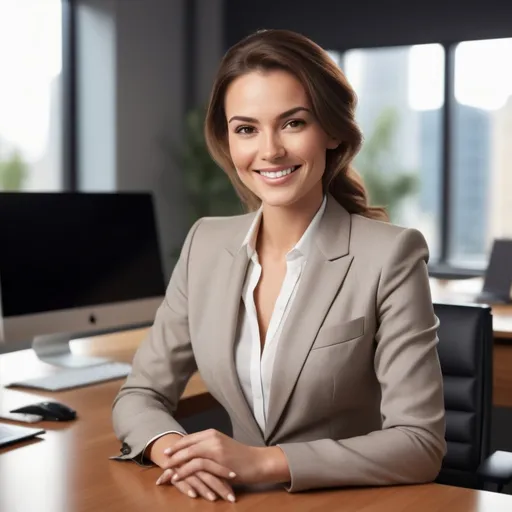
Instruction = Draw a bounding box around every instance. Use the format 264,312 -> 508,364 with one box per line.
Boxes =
355,107 -> 418,222
0,148 -> 28,191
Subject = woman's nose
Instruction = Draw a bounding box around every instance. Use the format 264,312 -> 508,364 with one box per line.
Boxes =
261,133 -> 286,161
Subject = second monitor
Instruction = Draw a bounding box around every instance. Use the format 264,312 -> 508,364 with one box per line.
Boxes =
0,192 -> 166,366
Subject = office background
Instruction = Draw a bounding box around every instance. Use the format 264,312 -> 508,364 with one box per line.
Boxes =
1,0 -> 511,280
1,0 -> 512,499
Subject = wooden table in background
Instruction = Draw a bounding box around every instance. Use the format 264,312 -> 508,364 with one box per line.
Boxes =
429,277 -> 512,340
1,335 -> 512,511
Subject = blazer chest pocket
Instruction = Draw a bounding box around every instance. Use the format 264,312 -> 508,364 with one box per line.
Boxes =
311,316 -> 365,350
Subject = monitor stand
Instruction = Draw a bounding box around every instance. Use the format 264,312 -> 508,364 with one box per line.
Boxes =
32,332 -> 111,368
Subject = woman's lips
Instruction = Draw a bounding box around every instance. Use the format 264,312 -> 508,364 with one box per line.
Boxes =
255,165 -> 301,185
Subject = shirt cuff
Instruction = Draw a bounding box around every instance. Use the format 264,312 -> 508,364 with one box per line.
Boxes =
141,430 -> 186,464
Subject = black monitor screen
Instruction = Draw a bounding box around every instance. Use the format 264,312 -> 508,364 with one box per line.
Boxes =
0,192 -> 166,317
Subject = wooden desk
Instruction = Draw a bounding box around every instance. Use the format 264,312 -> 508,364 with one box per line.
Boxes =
1,337 -> 512,511
429,277 -> 512,340
0,329 -> 217,420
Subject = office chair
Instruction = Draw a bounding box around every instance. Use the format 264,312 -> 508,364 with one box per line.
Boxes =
434,302 -> 512,492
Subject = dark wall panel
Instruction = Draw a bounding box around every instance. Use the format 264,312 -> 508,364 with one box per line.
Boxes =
225,0 -> 512,50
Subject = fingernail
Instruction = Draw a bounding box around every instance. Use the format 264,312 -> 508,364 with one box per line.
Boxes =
172,473 -> 179,482
163,447 -> 172,455
227,494 -> 236,503
208,493 -> 216,501
188,490 -> 197,499
228,472 -> 237,478
156,469 -> 171,485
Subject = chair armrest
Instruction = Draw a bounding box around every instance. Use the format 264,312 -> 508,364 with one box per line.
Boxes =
477,451 -> 512,488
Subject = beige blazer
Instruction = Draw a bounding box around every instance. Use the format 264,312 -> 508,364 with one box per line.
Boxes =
112,195 -> 446,492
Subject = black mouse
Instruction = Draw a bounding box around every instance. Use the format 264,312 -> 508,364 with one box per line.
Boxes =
11,401 -> 77,422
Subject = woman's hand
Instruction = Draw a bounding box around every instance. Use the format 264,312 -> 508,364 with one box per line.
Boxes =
156,467 -> 236,503
159,429 -> 290,485
151,432 -> 236,502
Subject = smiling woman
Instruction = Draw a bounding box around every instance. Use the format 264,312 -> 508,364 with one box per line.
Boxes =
224,70 -> 338,209
112,29 -> 446,504
204,30 -> 388,220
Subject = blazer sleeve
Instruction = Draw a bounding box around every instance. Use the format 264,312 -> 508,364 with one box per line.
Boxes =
278,228 -> 447,492
111,219 -> 203,464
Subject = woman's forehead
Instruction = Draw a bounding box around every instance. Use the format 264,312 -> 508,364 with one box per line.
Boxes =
224,70 -> 310,118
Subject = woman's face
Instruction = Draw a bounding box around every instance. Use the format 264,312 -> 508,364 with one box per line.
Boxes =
224,69 -> 338,208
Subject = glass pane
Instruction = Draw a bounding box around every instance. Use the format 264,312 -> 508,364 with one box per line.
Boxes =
327,50 -> 343,68
450,38 -> 512,267
0,0 -> 62,191
343,45 -> 445,260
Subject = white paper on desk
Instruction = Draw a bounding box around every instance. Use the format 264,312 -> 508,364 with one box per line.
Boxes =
0,411 -> 43,423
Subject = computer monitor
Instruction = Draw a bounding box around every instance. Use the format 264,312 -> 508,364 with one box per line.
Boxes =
0,192 -> 166,366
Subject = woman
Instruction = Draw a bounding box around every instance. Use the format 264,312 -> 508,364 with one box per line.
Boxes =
112,29 -> 446,502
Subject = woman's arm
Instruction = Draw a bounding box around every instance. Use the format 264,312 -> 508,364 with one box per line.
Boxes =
277,228 -> 446,492
111,219 -> 203,465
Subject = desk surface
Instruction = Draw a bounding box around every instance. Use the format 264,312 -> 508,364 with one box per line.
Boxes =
1,277 -> 512,511
429,278 -> 512,339
1,336 -> 512,512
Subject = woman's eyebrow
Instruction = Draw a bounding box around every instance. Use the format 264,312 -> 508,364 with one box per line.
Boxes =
228,106 -> 311,124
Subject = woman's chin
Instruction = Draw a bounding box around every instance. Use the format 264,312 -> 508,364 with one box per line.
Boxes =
258,189 -> 304,208
256,181 -> 323,210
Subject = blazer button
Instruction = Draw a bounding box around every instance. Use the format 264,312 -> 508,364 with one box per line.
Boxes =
121,443 -> 131,455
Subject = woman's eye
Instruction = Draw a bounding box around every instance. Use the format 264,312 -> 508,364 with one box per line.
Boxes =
285,119 -> 305,129
235,126 -> 255,135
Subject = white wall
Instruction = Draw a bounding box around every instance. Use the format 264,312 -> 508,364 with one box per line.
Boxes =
76,0 -> 193,277
76,0 -> 117,192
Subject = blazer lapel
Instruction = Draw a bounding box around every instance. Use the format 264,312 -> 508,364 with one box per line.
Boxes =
212,216 -> 263,441
264,198 -> 353,441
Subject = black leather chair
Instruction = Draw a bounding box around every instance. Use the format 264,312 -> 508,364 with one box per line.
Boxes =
434,302 -> 512,491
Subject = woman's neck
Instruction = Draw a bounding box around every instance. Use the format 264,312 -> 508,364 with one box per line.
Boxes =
256,188 -> 324,258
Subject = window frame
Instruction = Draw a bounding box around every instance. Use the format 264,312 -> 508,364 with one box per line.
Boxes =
62,0 -> 78,191
61,15 -> 491,277
337,41 -> 492,278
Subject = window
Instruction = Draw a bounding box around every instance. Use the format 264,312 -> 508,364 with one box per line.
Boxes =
450,38 -> 512,268
0,0 -> 63,191
343,45 -> 445,260
335,38 -> 512,273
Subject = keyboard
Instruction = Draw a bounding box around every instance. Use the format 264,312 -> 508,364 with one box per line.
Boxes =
0,423 -> 45,448
8,362 -> 132,391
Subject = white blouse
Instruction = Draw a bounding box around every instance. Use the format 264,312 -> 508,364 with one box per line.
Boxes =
235,196 -> 327,432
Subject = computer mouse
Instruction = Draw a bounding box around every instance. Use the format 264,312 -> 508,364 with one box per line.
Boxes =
10,401 -> 77,422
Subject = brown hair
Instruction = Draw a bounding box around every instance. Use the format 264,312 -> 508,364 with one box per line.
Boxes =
204,29 -> 388,221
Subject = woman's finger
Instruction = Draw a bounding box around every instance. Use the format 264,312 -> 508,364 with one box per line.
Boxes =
163,429 -> 220,456
156,470 -> 198,499
171,458 -> 236,482
163,442 -> 209,470
184,474 -> 218,502
155,469 -> 175,486
197,471 -> 236,503
173,479 -> 199,499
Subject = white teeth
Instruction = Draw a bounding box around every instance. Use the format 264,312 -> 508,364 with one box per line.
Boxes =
260,166 -> 296,179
